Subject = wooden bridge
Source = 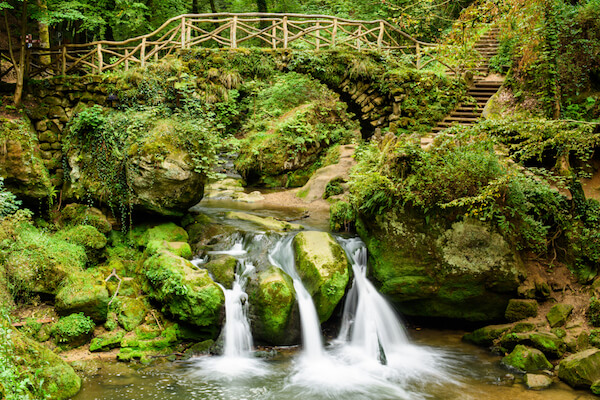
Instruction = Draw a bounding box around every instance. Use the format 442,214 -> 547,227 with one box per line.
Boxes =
1,13 -> 439,78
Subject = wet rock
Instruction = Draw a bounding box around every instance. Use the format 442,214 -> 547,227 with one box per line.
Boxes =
505,299 -> 538,322
502,345 -> 553,372
247,266 -> 298,345
530,332 -> 566,358
546,303 -> 574,328
558,349 -> 600,389
293,231 -> 350,322
225,211 -> 303,231
359,213 -> 522,321
524,373 -> 553,390
204,255 -> 237,289
143,250 -> 224,332
463,324 -> 512,346
117,298 -> 148,332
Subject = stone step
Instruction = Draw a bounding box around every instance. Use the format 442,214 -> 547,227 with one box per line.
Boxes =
450,111 -> 482,117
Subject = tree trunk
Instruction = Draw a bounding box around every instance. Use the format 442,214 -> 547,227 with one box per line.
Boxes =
256,0 -> 268,13
14,0 -> 28,106
37,0 -> 51,66
192,0 -> 199,14
208,0 -> 217,14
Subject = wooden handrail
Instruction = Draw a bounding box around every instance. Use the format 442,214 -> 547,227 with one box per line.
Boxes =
2,13 -> 444,77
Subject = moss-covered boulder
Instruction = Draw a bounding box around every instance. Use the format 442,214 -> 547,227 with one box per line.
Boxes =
59,203 -> 112,234
248,266 -> 299,345
0,117 -> 52,199
530,332 -> 566,359
136,222 -> 189,247
117,297 -> 148,331
117,323 -> 180,363
505,299 -> 538,322
89,330 -> 126,352
293,231 -> 349,322
559,349 -> 600,389
0,315 -> 81,399
55,224 -> 107,250
55,271 -> 110,323
357,213 -> 522,322
143,250 -> 224,332
463,324 -> 513,346
127,123 -> 206,216
146,240 -> 192,259
502,345 -> 553,372
546,303 -> 574,328
4,225 -> 87,296
204,255 -> 237,289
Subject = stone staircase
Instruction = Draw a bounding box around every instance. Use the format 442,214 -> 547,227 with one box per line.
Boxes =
425,27 -> 503,141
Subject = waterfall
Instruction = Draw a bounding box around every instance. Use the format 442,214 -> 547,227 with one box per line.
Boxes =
269,235 -> 324,360
221,261 -> 255,358
336,237 -> 409,363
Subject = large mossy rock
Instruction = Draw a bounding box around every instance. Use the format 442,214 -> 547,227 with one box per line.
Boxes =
127,125 -> 206,216
357,212 -> 522,321
293,231 -> 349,322
559,349 -> 600,389
204,255 -> 237,289
143,250 -> 224,333
3,225 -> 87,296
248,266 -> 299,345
0,316 -> 81,399
463,324 -> 513,346
0,117 -> 52,199
55,271 -> 110,323
546,303 -> 574,328
505,299 -> 538,322
135,222 -> 189,247
502,344 -> 553,372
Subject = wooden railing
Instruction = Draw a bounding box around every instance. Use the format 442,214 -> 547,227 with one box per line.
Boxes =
1,13 -> 440,78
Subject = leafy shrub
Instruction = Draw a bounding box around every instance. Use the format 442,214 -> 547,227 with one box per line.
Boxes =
330,201 -> 356,232
0,177 -> 20,217
324,178 -> 345,199
51,313 -> 95,344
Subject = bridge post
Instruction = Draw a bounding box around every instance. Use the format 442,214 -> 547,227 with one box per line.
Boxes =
283,16 -> 288,49
125,49 -> 129,71
181,17 -> 186,49
332,18 -> 338,48
154,44 -> 159,61
231,16 -> 238,49
356,25 -> 362,51
61,45 -> 66,75
416,42 -> 421,69
97,43 -> 103,73
141,37 -> 146,68
271,20 -> 277,49
315,21 -> 320,50
377,21 -> 384,50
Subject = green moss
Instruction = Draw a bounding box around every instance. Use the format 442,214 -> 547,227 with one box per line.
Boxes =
137,223 -> 189,247
117,297 -> 148,331
463,324 -> 513,347
293,231 -> 349,322
204,255 -> 237,289
89,330 -> 125,352
55,271 -> 110,323
502,344 -> 553,372
55,225 -> 108,250
146,240 -> 193,259
530,332 -> 566,359
505,299 -> 539,322
59,203 -> 112,234
559,349 -> 600,389
546,303 -> 574,328
588,297 -> 600,327
52,312 -> 95,348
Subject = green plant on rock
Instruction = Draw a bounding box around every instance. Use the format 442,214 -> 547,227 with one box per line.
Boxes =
0,178 -> 21,217
588,297 -> 600,327
51,312 -> 95,345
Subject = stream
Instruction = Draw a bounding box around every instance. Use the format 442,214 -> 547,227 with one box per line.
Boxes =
72,198 -> 597,400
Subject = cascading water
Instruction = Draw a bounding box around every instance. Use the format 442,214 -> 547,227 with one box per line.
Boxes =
190,238 -> 270,381
336,237 -> 409,364
268,235 -> 324,360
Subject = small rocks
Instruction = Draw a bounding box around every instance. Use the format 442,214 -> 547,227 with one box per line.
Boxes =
524,373 -> 553,390
546,303 -> 574,328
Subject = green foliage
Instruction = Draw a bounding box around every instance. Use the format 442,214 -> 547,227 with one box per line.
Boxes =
323,178 -> 344,199
0,177 -> 21,217
51,312 -> 95,344
587,297 -> 600,327
330,200 -> 356,232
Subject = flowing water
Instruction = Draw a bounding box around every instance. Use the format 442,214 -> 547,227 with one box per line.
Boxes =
71,227 -> 598,399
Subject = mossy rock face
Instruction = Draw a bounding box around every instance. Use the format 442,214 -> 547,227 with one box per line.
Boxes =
499,332 -> 532,352
358,212 -> 522,322
502,345 -> 553,372
293,231 -> 349,322
117,297 -> 148,331
143,250 -> 224,332
530,332 -> 566,359
225,211 -> 304,232
127,125 -> 206,216
117,323 -> 180,363
204,255 -> 237,289
146,240 -> 193,259
59,203 -> 112,234
184,213 -> 235,246
55,225 -> 108,250
0,117 -> 53,199
1,316 -> 81,399
546,303 -> 574,328
559,349 -> 600,389
55,272 -> 110,323
137,222 -> 189,247
248,266 -> 299,345
4,225 -> 87,296
463,324 -> 513,346
89,330 -> 126,352
505,299 -> 538,322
